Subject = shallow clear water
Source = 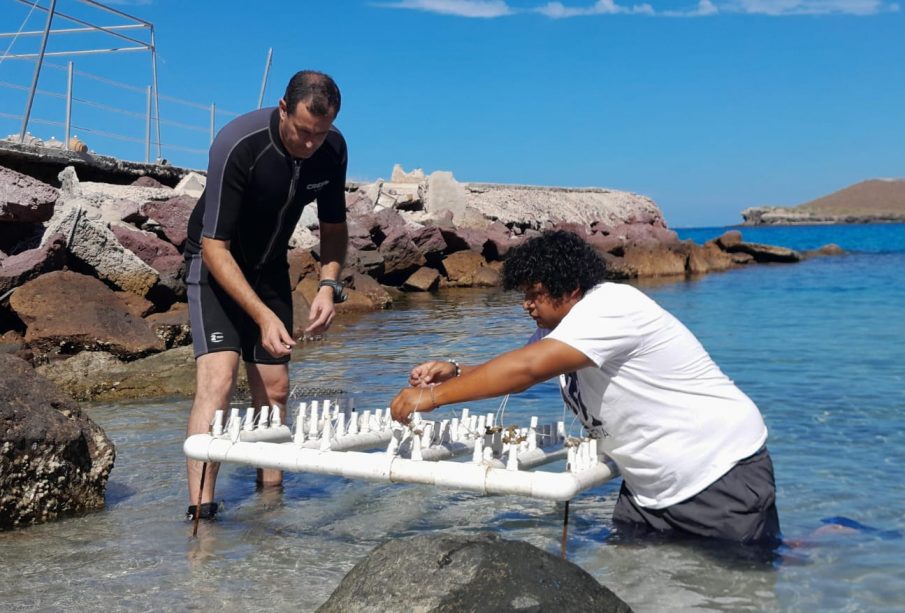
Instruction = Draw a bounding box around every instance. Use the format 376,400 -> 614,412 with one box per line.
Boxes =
2,225 -> 904,612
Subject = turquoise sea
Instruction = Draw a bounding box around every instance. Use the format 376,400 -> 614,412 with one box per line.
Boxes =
1,223 -> 903,611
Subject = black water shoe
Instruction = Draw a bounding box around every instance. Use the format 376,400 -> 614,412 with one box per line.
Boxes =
186,502 -> 220,521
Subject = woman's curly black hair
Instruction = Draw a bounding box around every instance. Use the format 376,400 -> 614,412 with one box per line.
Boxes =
502,230 -> 607,297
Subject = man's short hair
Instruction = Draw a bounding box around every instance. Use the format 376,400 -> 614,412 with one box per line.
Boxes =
284,70 -> 341,117
502,230 -> 608,297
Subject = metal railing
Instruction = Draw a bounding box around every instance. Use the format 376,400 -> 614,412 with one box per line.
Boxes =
0,57 -> 241,167
0,1 -> 271,169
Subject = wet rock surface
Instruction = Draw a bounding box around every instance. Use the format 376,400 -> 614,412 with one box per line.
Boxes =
318,533 -> 633,613
0,353 -> 115,530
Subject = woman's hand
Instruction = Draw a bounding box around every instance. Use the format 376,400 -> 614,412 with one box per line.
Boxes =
408,360 -> 457,387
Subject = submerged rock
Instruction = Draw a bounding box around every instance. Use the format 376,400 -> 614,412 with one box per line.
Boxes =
0,353 -> 115,530
318,533 -> 632,613
36,346 -> 201,402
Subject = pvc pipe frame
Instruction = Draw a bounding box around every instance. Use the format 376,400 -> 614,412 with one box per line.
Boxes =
183,434 -> 618,502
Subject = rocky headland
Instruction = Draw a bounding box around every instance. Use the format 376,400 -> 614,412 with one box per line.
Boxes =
0,142 -> 842,528
742,178 -> 905,225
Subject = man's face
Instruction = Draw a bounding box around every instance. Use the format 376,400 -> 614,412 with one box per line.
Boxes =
278,98 -> 335,159
521,282 -> 579,329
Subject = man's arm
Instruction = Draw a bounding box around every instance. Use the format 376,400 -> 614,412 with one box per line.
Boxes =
306,221 -> 349,335
390,339 -> 594,422
202,237 -> 294,357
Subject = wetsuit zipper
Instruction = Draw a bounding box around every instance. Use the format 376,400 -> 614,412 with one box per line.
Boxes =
257,158 -> 303,271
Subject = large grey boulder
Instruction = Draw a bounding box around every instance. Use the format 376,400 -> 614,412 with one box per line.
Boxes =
318,533 -> 632,613
173,171 -> 206,198
48,166 -> 173,227
423,170 -> 467,221
0,164 -> 58,223
465,183 -> 665,229
43,207 -> 159,296
0,353 -> 115,529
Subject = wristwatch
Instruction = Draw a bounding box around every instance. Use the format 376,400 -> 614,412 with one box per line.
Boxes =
318,279 -> 348,303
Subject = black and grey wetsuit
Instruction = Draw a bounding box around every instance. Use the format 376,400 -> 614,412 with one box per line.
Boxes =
184,107 -> 347,363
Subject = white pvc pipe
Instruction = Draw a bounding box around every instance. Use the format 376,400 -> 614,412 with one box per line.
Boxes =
183,435 -> 618,501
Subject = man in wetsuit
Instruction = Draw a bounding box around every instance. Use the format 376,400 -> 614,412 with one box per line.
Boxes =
183,70 -> 349,520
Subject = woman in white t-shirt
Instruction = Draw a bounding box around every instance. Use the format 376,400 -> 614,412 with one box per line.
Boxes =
391,230 -> 780,545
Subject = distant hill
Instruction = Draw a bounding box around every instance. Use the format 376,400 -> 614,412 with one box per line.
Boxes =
741,179 -> 905,225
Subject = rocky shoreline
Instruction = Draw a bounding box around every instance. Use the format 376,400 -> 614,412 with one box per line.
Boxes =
741,178 -> 905,225
0,149 -> 843,529
1,160 -> 843,403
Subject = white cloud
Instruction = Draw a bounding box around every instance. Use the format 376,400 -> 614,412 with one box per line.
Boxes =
374,0 -> 514,18
728,0 -> 896,14
375,0 -> 898,17
536,1 -> 655,17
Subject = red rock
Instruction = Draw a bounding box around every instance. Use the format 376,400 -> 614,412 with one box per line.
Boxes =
346,246 -> 385,278
0,165 -> 58,223
621,245 -> 688,277
287,248 -> 321,289
290,284 -> 312,339
804,243 -> 846,257
585,233 -> 624,255
350,272 -> 393,308
140,194 -> 196,250
687,242 -> 735,275
110,224 -> 179,266
443,250 -> 486,286
410,226 -> 448,260
9,271 -> 164,361
403,266 -> 440,292
131,175 -> 164,188
439,227 -> 489,255
0,233 -> 66,295
483,222 -> 523,261
145,303 -> 191,348
378,226 -> 426,283
715,230 -> 742,250
346,189 -> 374,218
473,266 -> 502,287
147,253 -> 186,309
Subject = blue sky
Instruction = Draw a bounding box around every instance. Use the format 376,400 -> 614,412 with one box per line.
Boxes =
1,0 -> 903,227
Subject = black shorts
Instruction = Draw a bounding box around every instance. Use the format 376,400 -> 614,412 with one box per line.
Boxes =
185,254 -> 292,365
612,447 -> 781,545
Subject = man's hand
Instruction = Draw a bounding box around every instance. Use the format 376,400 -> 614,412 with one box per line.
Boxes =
409,361 -> 457,387
390,386 -> 437,424
305,286 -> 336,336
259,310 -> 296,357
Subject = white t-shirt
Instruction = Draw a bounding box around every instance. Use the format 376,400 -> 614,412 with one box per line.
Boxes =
547,282 -> 767,509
